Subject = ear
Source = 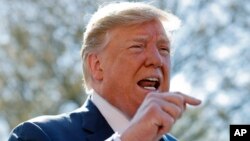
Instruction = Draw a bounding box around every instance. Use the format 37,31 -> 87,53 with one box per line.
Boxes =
87,53 -> 103,81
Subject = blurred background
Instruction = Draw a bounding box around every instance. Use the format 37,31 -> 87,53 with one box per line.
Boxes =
0,0 -> 249,140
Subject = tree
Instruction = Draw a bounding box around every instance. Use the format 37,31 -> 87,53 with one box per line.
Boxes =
0,0 -> 249,140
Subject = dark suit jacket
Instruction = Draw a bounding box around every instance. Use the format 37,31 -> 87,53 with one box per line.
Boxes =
8,99 -> 177,141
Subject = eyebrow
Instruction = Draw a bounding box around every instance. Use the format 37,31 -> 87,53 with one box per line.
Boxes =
130,35 -> 170,45
158,36 -> 170,45
131,36 -> 148,43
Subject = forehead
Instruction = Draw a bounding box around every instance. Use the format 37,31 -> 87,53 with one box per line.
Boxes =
109,20 -> 169,42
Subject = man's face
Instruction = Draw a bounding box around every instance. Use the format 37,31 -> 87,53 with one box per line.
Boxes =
98,20 -> 171,118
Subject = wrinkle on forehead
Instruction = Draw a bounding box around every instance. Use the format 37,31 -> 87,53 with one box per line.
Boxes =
103,20 -> 172,49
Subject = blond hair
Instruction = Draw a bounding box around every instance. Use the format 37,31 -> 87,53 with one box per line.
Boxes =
80,2 -> 181,91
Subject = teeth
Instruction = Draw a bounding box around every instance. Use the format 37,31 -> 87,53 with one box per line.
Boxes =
143,86 -> 156,90
137,77 -> 160,91
145,77 -> 159,82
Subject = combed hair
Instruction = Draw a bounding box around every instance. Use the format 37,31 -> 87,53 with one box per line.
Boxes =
80,2 -> 181,91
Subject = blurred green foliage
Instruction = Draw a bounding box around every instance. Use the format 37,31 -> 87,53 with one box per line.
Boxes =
0,0 -> 249,140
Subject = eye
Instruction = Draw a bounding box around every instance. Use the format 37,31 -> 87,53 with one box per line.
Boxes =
131,45 -> 143,48
129,44 -> 144,52
159,47 -> 170,56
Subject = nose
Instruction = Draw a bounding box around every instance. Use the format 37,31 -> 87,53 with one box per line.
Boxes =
144,46 -> 163,68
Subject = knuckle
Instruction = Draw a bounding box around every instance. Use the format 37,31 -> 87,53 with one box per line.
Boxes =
162,115 -> 175,132
174,95 -> 185,105
148,102 -> 160,114
175,94 -> 184,101
169,116 -> 175,124
174,91 -> 182,95
175,107 -> 183,118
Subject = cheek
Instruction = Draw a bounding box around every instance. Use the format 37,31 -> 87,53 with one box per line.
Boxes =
103,57 -> 131,81
108,57 -> 140,87
162,57 -> 171,71
115,54 -> 142,71
162,58 -> 171,89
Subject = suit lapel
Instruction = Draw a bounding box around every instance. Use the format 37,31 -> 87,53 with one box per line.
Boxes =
81,98 -> 114,141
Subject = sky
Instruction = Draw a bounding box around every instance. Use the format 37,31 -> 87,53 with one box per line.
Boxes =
1,0 -> 249,140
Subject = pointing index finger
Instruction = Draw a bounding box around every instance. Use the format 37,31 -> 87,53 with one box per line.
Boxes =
176,92 -> 202,106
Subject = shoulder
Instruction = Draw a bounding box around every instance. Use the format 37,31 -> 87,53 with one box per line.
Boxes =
8,120 -> 51,141
8,107 -> 88,141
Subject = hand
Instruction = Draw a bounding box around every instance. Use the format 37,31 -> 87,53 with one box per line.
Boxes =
120,91 -> 201,141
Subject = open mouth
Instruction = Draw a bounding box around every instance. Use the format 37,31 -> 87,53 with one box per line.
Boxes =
137,77 -> 160,91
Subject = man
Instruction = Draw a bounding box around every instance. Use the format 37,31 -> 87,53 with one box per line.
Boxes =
8,2 -> 201,141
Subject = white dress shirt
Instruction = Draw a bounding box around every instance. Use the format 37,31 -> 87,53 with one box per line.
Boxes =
90,90 -> 130,134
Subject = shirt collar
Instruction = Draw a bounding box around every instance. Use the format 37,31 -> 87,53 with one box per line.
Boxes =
90,90 -> 130,134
